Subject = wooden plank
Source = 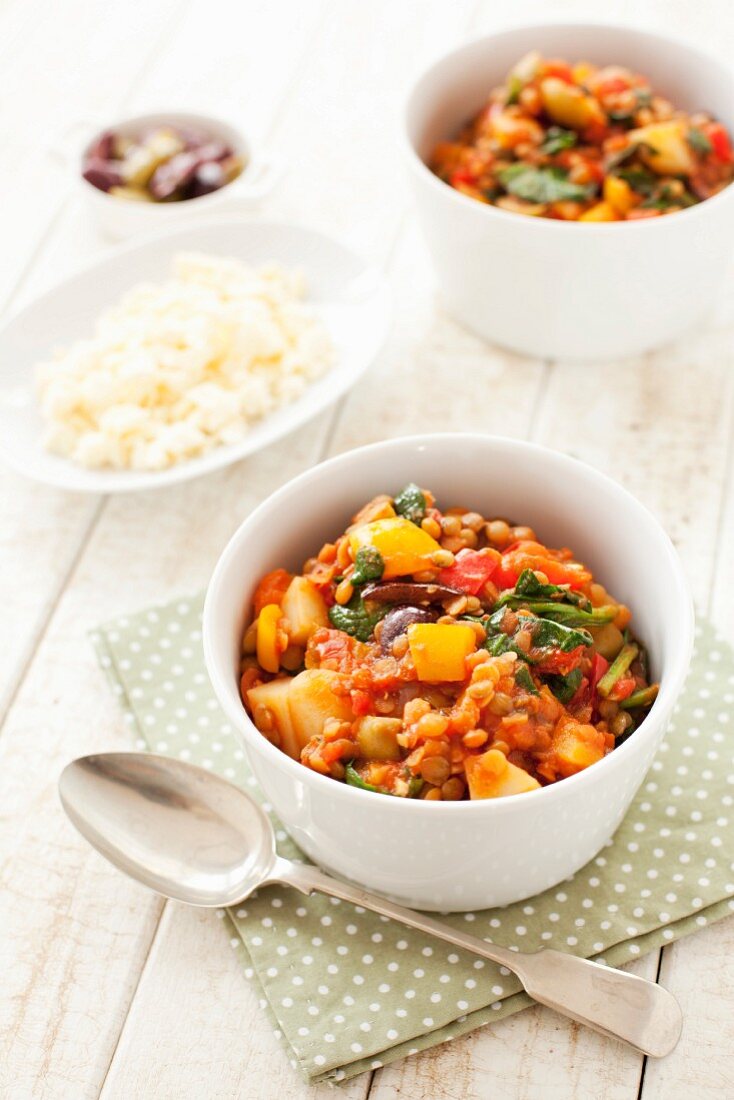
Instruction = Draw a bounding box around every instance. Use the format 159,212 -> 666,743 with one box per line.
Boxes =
0,0 -> 331,725
372,957 -> 656,1100
100,903 -> 371,1100
0,2 -> 478,1097
95,3 -> 479,1095
0,0 -> 183,312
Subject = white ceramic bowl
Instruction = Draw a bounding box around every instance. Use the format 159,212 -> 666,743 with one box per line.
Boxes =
204,434 -> 693,911
404,23 -> 734,360
70,111 -> 280,239
0,218 -> 389,493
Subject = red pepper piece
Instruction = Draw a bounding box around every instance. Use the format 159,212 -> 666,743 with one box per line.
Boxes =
705,122 -> 733,164
438,548 -> 498,595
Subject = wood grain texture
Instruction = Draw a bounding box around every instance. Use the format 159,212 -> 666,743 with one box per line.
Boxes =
100,903 -> 371,1100
1,0 -> 733,1096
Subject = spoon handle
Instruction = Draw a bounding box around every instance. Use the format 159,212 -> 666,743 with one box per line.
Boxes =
270,856 -> 682,1058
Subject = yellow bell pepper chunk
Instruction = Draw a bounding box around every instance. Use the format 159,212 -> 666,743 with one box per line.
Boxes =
603,175 -> 635,215
407,622 -> 476,683
579,201 -> 618,222
539,77 -> 599,130
464,749 -> 541,799
349,517 -> 440,579
256,603 -> 282,673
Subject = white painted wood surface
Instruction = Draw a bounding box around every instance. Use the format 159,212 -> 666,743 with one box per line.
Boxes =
1,1 -> 732,1097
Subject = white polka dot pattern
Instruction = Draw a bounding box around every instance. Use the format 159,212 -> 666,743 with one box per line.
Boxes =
91,602 -> 734,1085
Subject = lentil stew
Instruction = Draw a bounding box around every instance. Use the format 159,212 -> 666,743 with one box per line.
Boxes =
240,484 -> 659,800
430,52 -> 734,220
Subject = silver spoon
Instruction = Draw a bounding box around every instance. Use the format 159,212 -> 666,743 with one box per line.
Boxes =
59,752 -> 682,1057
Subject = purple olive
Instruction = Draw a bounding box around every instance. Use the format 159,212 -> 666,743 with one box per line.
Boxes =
189,161 -> 226,198
379,605 -> 438,653
148,151 -> 200,200
82,157 -> 123,192
362,580 -> 461,605
86,131 -> 115,161
193,141 -> 231,162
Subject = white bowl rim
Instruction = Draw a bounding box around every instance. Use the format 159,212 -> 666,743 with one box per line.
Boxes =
203,430 -> 695,815
401,17 -> 734,231
79,108 -> 254,209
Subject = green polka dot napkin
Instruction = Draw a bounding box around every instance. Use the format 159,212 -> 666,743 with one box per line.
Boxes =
92,600 -> 734,1084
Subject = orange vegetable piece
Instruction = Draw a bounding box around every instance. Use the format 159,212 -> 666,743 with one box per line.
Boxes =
349,517 -> 440,579
253,568 -> 292,615
407,622 -> 476,683
256,603 -> 283,674
464,749 -> 541,799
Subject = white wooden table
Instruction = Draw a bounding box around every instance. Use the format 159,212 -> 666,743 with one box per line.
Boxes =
2,1 -> 733,1096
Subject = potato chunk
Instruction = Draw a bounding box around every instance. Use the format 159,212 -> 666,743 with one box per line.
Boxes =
287,669 -> 355,751
248,669 -> 355,760
464,749 -> 541,799
628,121 -> 695,176
247,679 -> 300,759
281,576 -> 328,645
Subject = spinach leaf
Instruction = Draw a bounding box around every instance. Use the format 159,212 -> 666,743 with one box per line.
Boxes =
687,127 -> 713,156
407,775 -> 425,798
608,109 -> 636,128
515,664 -> 539,695
484,630 -> 536,663
351,546 -> 384,586
345,763 -> 386,794
498,165 -> 594,204
547,667 -> 583,703
500,599 -> 615,627
539,127 -> 577,155
531,617 -> 592,651
393,483 -> 427,524
641,183 -> 696,210
497,568 -> 585,605
615,165 -> 657,195
634,88 -> 653,108
329,593 -> 388,642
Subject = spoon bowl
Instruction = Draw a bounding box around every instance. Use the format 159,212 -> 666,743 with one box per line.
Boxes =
59,753 -> 276,906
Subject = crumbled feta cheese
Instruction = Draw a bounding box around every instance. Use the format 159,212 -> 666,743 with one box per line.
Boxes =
35,253 -> 334,470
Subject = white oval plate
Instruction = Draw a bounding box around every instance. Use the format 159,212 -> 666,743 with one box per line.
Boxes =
0,218 -> 390,492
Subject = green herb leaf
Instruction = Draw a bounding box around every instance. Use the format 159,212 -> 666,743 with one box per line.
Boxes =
608,110 -> 635,128
506,74 -> 523,105
547,667 -> 583,703
484,630 -> 535,663
498,165 -> 594,204
687,127 -> 713,156
615,165 -> 657,196
539,127 -> 577,155
345,763 -> 386,794
515,664 -> 539,695
329,593 -> 388,642
641,183 -> 697,210
531,617 -> 592,652
407,775 -> 425,798
393,483 -> 427,524
500,599 -> 616,627
498,568 -> 585,605
634,88 -> 653,108
351,546 -> 384,586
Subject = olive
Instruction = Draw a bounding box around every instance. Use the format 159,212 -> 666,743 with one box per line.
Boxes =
379,605 -> 438,653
